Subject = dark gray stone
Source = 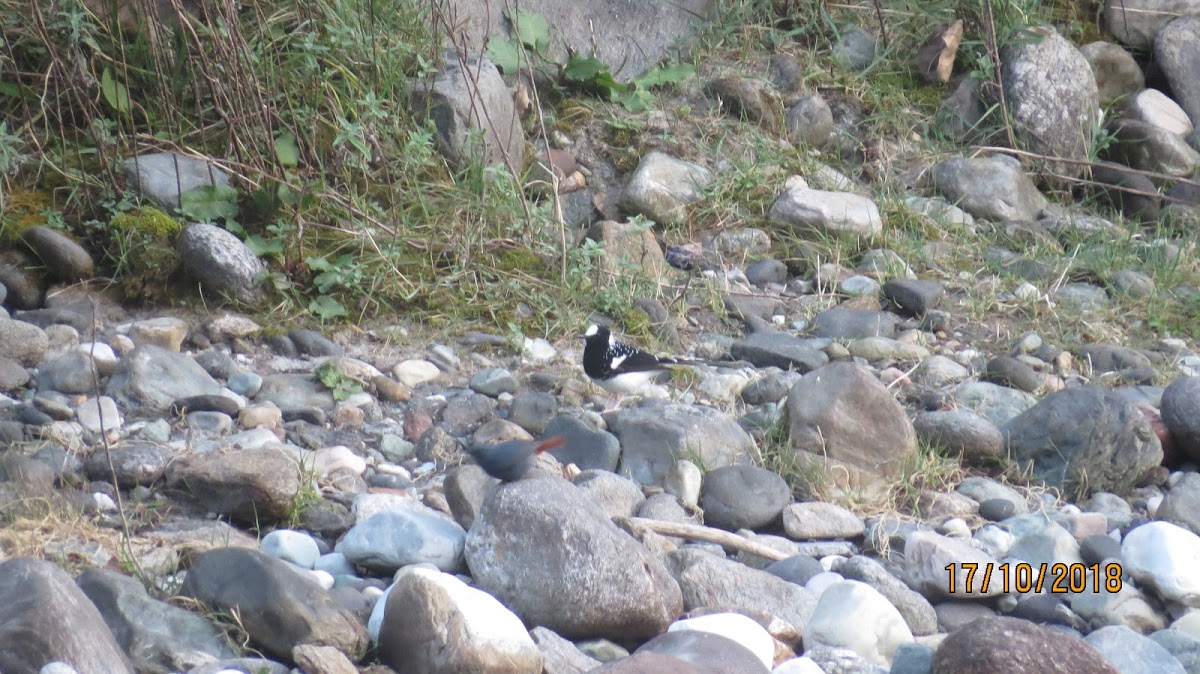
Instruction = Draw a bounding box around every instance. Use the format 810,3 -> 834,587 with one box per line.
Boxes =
410,53 -> 524,172
1162,376 -> 1200,462
932,155 -> 1048,222
883,279 -> 944,317
106,345 -> 221,414
730,333 -> 829,372
1081,535 -> 1122,565
913,409 -> 1005,467
0,557 -> 133,674
288,329 -> 343,357
180,548 -> 368,661
932,616 -> 1120,674
1002,385 -> 1163,497
543,414 -> 622,472
122,152 -> 231,209
699,464 -> 790,531
23,226 -> 94,283
983,356 -> 1042,393
765,554 -> 825,586
77,567 -> 236,673
811,308 -> 898,340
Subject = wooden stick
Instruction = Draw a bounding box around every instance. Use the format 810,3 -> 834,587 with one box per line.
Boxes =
614,516 -> 792,562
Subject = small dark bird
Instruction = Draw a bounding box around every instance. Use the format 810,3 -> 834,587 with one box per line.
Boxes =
582,323 -> 699,396
467,435 -> 566,482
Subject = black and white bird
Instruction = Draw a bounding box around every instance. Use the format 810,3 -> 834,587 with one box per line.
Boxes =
581,323 -> 710,396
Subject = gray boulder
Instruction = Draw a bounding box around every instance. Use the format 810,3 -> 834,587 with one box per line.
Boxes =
465,477 -> 683,640
177,223 -> 266,305
122,152 -> 232,209
1000,26 -> 1099,179
411,53 -> 524,173
1002,385 -> 1163,498
0,557 -> 133,674
931,155 -> 1048,222
788,362 -> 917,484
604,403 -> 755,485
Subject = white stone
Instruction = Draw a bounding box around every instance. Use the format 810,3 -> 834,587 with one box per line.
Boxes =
1172,610 -> 1200,639
522,337 -> 557,363
1129,88 -> 1193,137
806,571 -> 845,596
74,396 -> 122,434
941,518 -> 972,538
804,580 -> 914,665
973,525 -> 1015,559
770,186 -> 883,241
40,664 -> 80,674
92,493 -> 117,512
664,459 -> 703,508
261,529 -> 321,569
772,657 -> 825,674
389,567 -> 539,661
668,613 -> 775,670
1123,522 -> 1200,606
77,342 -> 119,371
307,568 -> 335,590
313,445 -> 367,477
352,492 -> 417,522
393,359 -> 440,387
315,552 -> 357,577
368,582 -> 395,642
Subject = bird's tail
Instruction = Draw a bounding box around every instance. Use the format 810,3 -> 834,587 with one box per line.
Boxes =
661,357 -> 753,369
535,435 -> 566,453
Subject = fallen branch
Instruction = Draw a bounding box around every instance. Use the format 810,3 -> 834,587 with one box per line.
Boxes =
614,516 -> 792,561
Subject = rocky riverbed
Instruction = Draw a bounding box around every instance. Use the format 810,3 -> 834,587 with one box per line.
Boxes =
6,0 -> 1200,671
0,288 -> 1199,674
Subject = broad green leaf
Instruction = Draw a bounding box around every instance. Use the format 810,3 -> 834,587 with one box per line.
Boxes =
306,256 -> 335,272
0,82 -> 23,99
244,235 -> 284,257
277,183 -> 301,206
274,133 -> 299,167
100,66 -> 132,114
485,38 -> 526,74
505,8 -> 551,51
634,63 -> 695,88
309,295 -> 348,320
179,185 -> 239,223
562,55 -> 607,82
615,87 -> 656,112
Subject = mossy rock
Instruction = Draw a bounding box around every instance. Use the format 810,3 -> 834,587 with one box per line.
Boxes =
110,207 -> 183,240
494,247 -> 545,274
0,188 -> 52,243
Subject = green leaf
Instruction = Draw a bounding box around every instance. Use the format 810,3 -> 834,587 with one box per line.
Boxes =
305,256 -> 335,272
634,63 -> 694,88
244,235 -> 284,257
562,55 -> 607,82
562,55 -> 624,99
615,87 -> 656,112
178,185 -> 239,223
309,295 -> 348,320
505,8 -> 551,51
485,38 -> 526,74
277,183 -> 301,206
0,82 -> 24,99
274,133 -> 300,167
100,66 -> 132,114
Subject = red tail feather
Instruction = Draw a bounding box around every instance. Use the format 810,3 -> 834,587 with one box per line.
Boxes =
535,435 -> 566,453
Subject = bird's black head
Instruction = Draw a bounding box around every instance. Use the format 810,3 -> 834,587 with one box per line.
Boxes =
582,323 -> 613,377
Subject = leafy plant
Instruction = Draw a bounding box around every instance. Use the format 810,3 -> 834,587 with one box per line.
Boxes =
486,8 -> 694,111
314,360 -> 363,401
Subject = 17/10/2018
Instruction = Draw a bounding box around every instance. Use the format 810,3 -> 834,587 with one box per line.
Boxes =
945,562 -> 1124,594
